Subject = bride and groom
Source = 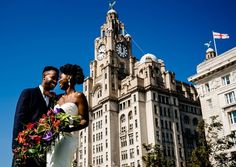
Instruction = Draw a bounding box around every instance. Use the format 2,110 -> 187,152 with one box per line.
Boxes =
12,64 -> 89,167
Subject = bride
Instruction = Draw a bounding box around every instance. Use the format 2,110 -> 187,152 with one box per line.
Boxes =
47,64 -> 89,167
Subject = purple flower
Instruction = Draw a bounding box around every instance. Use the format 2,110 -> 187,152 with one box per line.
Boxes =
53,108 -> 61,114
42,131 -> 53,141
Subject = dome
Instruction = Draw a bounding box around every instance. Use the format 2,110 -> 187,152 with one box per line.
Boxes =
125,34 -> 131,38
107,9 -> 117,15
140,53 -> 158,64
206,48 -> 214,53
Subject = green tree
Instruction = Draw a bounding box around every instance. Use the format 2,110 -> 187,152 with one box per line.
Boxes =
189,116 -> 236,167
188,120 -> 212,167
142,144 -> 174,167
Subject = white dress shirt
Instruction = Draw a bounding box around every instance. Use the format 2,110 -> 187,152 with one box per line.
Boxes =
39,85 -> 49,106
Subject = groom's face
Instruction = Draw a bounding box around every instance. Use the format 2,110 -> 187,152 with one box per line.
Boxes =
43,70 -> 58,90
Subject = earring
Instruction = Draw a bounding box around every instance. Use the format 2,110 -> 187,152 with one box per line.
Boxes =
68,79 -> 71,86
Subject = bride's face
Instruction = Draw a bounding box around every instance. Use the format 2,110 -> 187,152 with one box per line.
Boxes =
59,73 -> 69,90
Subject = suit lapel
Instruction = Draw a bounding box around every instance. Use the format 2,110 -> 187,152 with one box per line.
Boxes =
35,87 -> 48,108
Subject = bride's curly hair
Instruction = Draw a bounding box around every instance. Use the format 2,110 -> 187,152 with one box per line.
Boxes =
60,64 -> 84,85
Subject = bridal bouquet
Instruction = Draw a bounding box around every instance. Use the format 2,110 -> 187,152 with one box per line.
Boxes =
13,107 -> 81,164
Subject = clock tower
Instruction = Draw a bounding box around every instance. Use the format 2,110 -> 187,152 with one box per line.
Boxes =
90,5 -> 134,100
82,3 -> 136,167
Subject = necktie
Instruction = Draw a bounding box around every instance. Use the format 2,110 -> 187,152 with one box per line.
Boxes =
43,91 -> 56,106
43,91 -> 51,106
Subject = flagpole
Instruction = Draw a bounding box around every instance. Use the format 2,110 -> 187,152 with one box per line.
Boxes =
212,31 -> 218,56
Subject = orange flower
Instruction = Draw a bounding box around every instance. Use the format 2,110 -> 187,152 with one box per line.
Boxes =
29,135 -> 41,144
17,132 -> 26,144
26,123 -> 34,129
39,118 -> 46,124
53,120 -> 60,128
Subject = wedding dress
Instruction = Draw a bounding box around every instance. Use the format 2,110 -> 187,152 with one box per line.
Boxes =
47,102 -> 79,167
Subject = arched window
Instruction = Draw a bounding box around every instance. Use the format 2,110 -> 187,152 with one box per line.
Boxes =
192,118 -> 198,126
128,111 -> 133,120
184,115 -> 190,124
128,111 -> 133,130
120,114 -> 126,123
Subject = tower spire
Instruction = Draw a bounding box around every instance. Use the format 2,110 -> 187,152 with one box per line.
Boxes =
204,41 -> 216,60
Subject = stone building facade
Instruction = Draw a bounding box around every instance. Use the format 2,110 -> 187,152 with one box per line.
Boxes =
188,47 -> 236,161
76,7 -> 202,167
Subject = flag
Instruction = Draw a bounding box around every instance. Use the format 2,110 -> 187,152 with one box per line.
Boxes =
213,31 -> 230,39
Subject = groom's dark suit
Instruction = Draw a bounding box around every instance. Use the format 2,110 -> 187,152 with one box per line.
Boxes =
12,87 -> 53,167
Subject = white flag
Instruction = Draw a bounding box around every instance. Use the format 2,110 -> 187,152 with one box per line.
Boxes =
213,32 -> 230,39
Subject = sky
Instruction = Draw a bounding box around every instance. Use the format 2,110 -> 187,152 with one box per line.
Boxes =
0,0 -> 235,166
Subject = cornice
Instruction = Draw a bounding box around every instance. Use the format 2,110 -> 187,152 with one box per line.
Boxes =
189,48 -> 236,83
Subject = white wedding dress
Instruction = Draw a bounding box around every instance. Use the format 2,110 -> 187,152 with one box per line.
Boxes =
47,102 -> 79,167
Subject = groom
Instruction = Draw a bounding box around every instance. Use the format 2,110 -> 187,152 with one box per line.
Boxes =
12,66 -> 59,167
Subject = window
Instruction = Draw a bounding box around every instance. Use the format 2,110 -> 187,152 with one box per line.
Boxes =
153,93 -> 156,101
184,115 -> 190,124
192,118 -> 198,126
169,121 -> 172,130
160,106 -> 163,116
161,120 -> 164,128
175,109 -> 178,119
229,111 -> 236,124
154,105 -> 157,114
177,135 -> 181,144
130,148 -> 134,158
129,134 -> 134,145
176,123 -> 179,131
222,74 -> 231,85
207,99 -> 213,109
155,118 -> 158,128
162,132 -> 165,142
120,104 -> 122,110
133,94 -> 136,102
156,131 -> 159,141
137,146 -> 140,155
120,114 -> 126,123
225,91 -> 236,104
106,152 -> 108,161
134,106 -> 137,115
205,83 -> 210,92
128,111 -> 133,120
185,128 -> 191,135
106,139 -> 108,148
130,162 -> 135,167
128,100 -> 131,107
173,98 -> 177,106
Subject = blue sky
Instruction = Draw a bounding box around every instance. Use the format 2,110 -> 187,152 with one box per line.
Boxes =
0,0 -> 235,166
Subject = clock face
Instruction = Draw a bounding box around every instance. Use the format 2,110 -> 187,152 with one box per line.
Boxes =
97,44 -> 106,61
115,43 -> 128,58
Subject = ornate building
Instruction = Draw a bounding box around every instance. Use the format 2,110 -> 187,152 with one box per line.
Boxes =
188,47 -> 236,160
76,6 -> 202,167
